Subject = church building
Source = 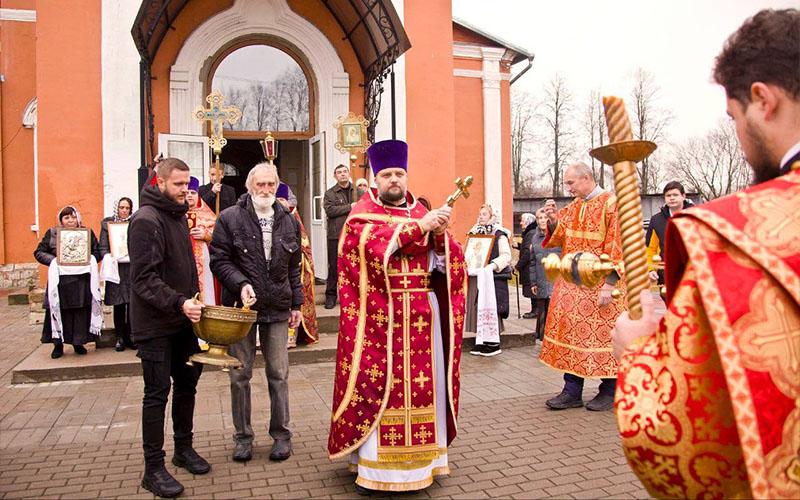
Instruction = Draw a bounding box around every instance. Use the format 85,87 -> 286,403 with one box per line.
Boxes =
0,0 -> 533,280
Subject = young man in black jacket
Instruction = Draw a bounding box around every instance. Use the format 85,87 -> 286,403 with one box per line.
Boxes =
645,181 -> 694,284
129,158 -> 209,498
198,165 -> 237,214
209,163 -> 303,464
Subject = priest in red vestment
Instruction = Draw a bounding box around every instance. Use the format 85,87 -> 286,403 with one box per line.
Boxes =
186,176 -> 218,305
613,9 -> 800,498
327,140 -> 467,493
539,162 -> 627,411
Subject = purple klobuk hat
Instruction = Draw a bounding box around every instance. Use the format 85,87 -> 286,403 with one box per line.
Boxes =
367,140 -> 408,175
188,176 -> 200,192
276,183 -> 290,200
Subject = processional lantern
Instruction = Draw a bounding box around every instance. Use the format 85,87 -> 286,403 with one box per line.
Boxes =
333,112 -> 371,200
260,127 -> 277,166
192,90 -> 242,213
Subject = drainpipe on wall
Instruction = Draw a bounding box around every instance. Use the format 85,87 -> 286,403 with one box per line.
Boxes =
509,55 -> 534,86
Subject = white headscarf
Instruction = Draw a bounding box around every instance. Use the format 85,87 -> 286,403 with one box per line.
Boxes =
57,205 -> 83,227
112,197 -> 134,222
468,204 -> 511,237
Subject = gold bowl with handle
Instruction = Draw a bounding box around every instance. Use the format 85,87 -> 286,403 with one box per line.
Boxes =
188,303 -> 257,371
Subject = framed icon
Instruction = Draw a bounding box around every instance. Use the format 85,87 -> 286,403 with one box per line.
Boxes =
464,234 -> 496,271
333,112 -> 371,154
107,222 -> 130,259
57,228 -> 91,266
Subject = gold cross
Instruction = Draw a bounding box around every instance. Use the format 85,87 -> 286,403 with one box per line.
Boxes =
340,358 -> 351,375
414,428 -> 433,445
365,363 -> 384,383
356,420 -> 371,433
445,176 -> 473,207
390,376 -> 402,390
342,303 -> 358,321
372,309 -> 388,328
412,316 -> 429,334
398,275 -> 412,288
383,427 -> 402,446
413,370 -> 431,389
369,259 -> 382,273
192,90 -> 242,153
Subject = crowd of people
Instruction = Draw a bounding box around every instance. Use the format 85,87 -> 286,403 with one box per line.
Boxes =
30,8 -> 800,499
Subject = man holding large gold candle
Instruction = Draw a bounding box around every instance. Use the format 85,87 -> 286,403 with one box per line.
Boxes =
540,162 -> 626,411
613,8 -> 800,499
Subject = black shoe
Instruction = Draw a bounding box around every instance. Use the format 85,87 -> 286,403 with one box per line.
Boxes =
324,299 -> 336,309
545,392 -> 584,410
51,344 -> 63,359
269,439 -> 291,461
73,345 -> 87,355
172,448 -> 210,475
115,338 -> 125,352
586,392 -> 615,411
480,344 -> 502,357
469,344 -> 485,356
522,312 -> 537,319
141,465 -> 184,498
354,483 -> 376,496
125,341 -> 138,350
232,442 -> 252,462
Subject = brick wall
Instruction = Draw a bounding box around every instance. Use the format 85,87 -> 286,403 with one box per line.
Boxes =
0,263 -> 39,290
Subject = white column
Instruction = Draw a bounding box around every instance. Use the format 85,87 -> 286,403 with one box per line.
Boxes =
481,47 -> 505,214
101,0 -> 142,214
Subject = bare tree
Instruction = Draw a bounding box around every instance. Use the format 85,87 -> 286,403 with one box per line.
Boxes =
629,68 -> 674,193
582,88 -> 614,187
511,89 -> 538,195
669,119 -> 749,201
539,74 -> 575,196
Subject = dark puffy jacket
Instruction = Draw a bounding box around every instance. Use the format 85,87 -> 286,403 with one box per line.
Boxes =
515,223 -> 536,294
323,182 -> 353,239
129,185 -> 199,341
646,199 -> 695,283
199,182 -> 237,214
530,228 -> 561,299
210,194 -> 303,323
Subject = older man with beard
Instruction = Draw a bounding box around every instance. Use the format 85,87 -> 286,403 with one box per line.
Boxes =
209,163 -> 303,463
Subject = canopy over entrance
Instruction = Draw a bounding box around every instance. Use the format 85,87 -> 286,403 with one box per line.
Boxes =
131,0 -> 412,167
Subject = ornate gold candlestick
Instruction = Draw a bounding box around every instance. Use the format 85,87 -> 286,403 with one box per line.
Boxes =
589,97 -> 656,320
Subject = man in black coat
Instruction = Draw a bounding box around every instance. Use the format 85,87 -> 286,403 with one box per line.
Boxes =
199,165 -> 236,214
645,181 -> 694,284
210,163 -> 303,464
322,164 -> 355,308
129,158 -> 209,498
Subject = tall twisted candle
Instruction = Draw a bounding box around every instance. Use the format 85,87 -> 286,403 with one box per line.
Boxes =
602,96 -> 648,320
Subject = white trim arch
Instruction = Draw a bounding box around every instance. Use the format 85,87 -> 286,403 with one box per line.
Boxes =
169,0 -> 350,176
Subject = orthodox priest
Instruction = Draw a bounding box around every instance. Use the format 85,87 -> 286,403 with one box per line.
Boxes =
613,9 -> 800,499
327,140 -> 467,493
540,162 -> 626,411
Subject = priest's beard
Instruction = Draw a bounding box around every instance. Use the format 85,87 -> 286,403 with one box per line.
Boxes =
745,119 -> 781,185
251,193 -> 275,212
379,186 -> 406,205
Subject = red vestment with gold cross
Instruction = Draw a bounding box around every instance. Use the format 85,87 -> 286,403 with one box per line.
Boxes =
327,189 -> 467,463
616,167 -> 800,499
288,206 -> 318,345
539,190 -> 627,378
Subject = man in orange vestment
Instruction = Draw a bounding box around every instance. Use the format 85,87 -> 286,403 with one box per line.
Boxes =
327,140 -> 467,493
186,176 -> 218,305
540,162 -> 626,411
613,9 -> 800,498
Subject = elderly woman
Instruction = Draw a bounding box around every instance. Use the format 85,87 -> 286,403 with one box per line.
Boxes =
515,213 -> 538,319
34,206 -> 102,358
530,207 -> 561,341
99,197 -> 135,351
465,204 -> 512,357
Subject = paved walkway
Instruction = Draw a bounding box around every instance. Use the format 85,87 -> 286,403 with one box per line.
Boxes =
0,297 -> 647,499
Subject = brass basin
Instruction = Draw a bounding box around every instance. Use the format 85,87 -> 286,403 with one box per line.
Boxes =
189,304 -> 257,371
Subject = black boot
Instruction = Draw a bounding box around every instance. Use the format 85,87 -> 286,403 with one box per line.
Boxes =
141,463 -> 184,498
172,447 -> 210,475
51,342 -> 63,359
73,345 -> 87,355
115,336 -> 125,352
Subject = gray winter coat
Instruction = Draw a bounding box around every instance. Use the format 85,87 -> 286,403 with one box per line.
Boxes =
529,228 -> 561,299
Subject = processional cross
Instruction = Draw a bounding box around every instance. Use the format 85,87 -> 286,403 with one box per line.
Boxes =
445,176 -> 473,207
192,90 -> 242,213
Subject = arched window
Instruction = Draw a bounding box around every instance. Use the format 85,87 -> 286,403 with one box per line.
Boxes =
210,44 -> 311,135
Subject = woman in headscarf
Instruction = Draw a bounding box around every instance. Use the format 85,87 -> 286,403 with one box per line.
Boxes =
464,204 -> 512,357
515,213 -> 538,319
186,176 -> 218,305
99,197 -> 135,351
34,206 -> 102,358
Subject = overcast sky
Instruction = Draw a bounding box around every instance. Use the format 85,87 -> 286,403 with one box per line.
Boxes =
452,0 -> 796,141
213,45 -> 299,90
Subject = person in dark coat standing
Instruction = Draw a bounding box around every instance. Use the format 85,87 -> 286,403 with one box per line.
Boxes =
129,158 -> 209,498
515,213 -> 537,319
199,165 -> 236,214
209,163 -> 303,463
322,164 -> 355,308
645,181 -> 694,284
34,206 -> 102,358
529,208 -> 561,341
99,197 -> 135,351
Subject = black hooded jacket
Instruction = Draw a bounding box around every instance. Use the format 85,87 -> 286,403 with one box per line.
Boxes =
128,185 -> 199,341
209,194 -> 303,323
646,199 -> 695,262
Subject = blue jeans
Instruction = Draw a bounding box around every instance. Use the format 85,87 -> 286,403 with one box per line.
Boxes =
563,373 -> 616,398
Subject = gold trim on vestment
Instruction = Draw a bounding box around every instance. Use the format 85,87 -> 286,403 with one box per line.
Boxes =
538,357 -> 617,380
389,288 -> 433,294
565,227 -> 605,241
542,335 -> 613,353
333,225 -> 373,421
352,213 -> 417,224
354,467 -> 451,492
